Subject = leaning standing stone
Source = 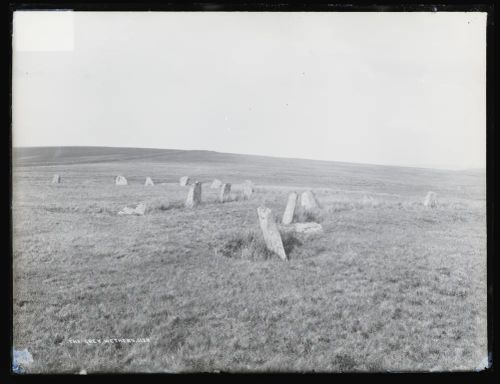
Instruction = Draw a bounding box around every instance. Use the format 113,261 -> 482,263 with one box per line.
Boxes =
219,183 -> 231,203
179,176 -> 190,186
52,174 -> 61,184
144,177 -> 154,186
115,175 -> 128,185
257,206 -> 287,261
282,192 -> 298,225
185,181 -> 202,208
301,190 -> 319,211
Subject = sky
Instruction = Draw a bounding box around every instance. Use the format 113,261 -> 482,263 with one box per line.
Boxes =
12,11 -> 487,169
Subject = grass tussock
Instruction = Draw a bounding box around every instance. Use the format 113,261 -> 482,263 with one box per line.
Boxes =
148,199 -> 173,211
227,192 -> 249,202
215,229 -> 303,261
215,230 -> 275,261
294,209 -> 323,223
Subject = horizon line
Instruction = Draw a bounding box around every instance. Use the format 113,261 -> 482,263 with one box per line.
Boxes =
12,145 -> 486,172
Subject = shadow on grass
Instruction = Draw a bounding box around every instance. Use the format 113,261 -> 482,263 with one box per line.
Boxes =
281,231 -> 303,256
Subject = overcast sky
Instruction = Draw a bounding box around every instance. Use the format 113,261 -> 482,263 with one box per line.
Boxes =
12,11 -> 486,169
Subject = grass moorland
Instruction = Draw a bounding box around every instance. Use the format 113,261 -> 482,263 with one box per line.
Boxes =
12,147 -> 487,372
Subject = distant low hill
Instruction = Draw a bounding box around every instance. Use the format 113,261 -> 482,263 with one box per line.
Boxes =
12,146 -> 230,166
12,146 -> 485,198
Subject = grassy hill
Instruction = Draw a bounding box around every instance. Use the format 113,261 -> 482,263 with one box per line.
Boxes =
12,146 -> 485,200
11,146 -> 487,372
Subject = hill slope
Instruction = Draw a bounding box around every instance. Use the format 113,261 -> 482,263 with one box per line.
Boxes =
12,146 -> 485,200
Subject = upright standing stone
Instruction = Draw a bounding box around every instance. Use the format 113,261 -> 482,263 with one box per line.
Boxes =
257,206 -> 287,261
211,179 -> 222,189
243,180 -> 254,199
185,181 -> 202,208
180,176 -> 190,186
282,192 -> 298,225
145,177 -> 154,186
301,190 -> 319,211
52,174 -> 61,184
219,183 -> 231,203
115,176 -> 128,185
243,185 -> 253,199
424,191 -> 437,208
361,195 -> 377,207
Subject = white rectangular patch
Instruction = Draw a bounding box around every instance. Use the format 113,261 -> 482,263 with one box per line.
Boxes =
13,11 -> 74,52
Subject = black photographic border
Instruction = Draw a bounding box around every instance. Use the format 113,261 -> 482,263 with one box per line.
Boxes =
3,1 -> 496,381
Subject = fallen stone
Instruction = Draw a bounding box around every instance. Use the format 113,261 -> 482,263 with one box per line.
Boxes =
144,177 -> 154,186
257,206 -> 287,261
118,202 -> 146,216
292,222 -> 323,234
115,176 -> 128,186
118,207 -> 135,215
135,202 -> 146,215
185,181 -> 202,208
219,183 -> 231,203
282,192 -> 298,225
211,179 -> 222,189
179,176 -> 190,186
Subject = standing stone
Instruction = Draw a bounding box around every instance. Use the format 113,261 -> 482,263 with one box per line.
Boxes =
424,191 -> 438,208
219,183 -> 231,203
211,179 -> 222,189
361,195 -> 377,207
144,177 -> 154,186
243,185 -> 253,199
185,181 -> 202,208
115,176 -> 128,185
257,206 -> 287,261
282,192 -> 298,225
52,174 -> 61,184
179,176 -> 190,186
243,180 -> 254,199
301,190 -> 319,211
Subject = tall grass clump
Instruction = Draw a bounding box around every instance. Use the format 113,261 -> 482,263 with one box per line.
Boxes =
215,229 -> 303,261
215,230 -> 275,261
294,208 -> 323,223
